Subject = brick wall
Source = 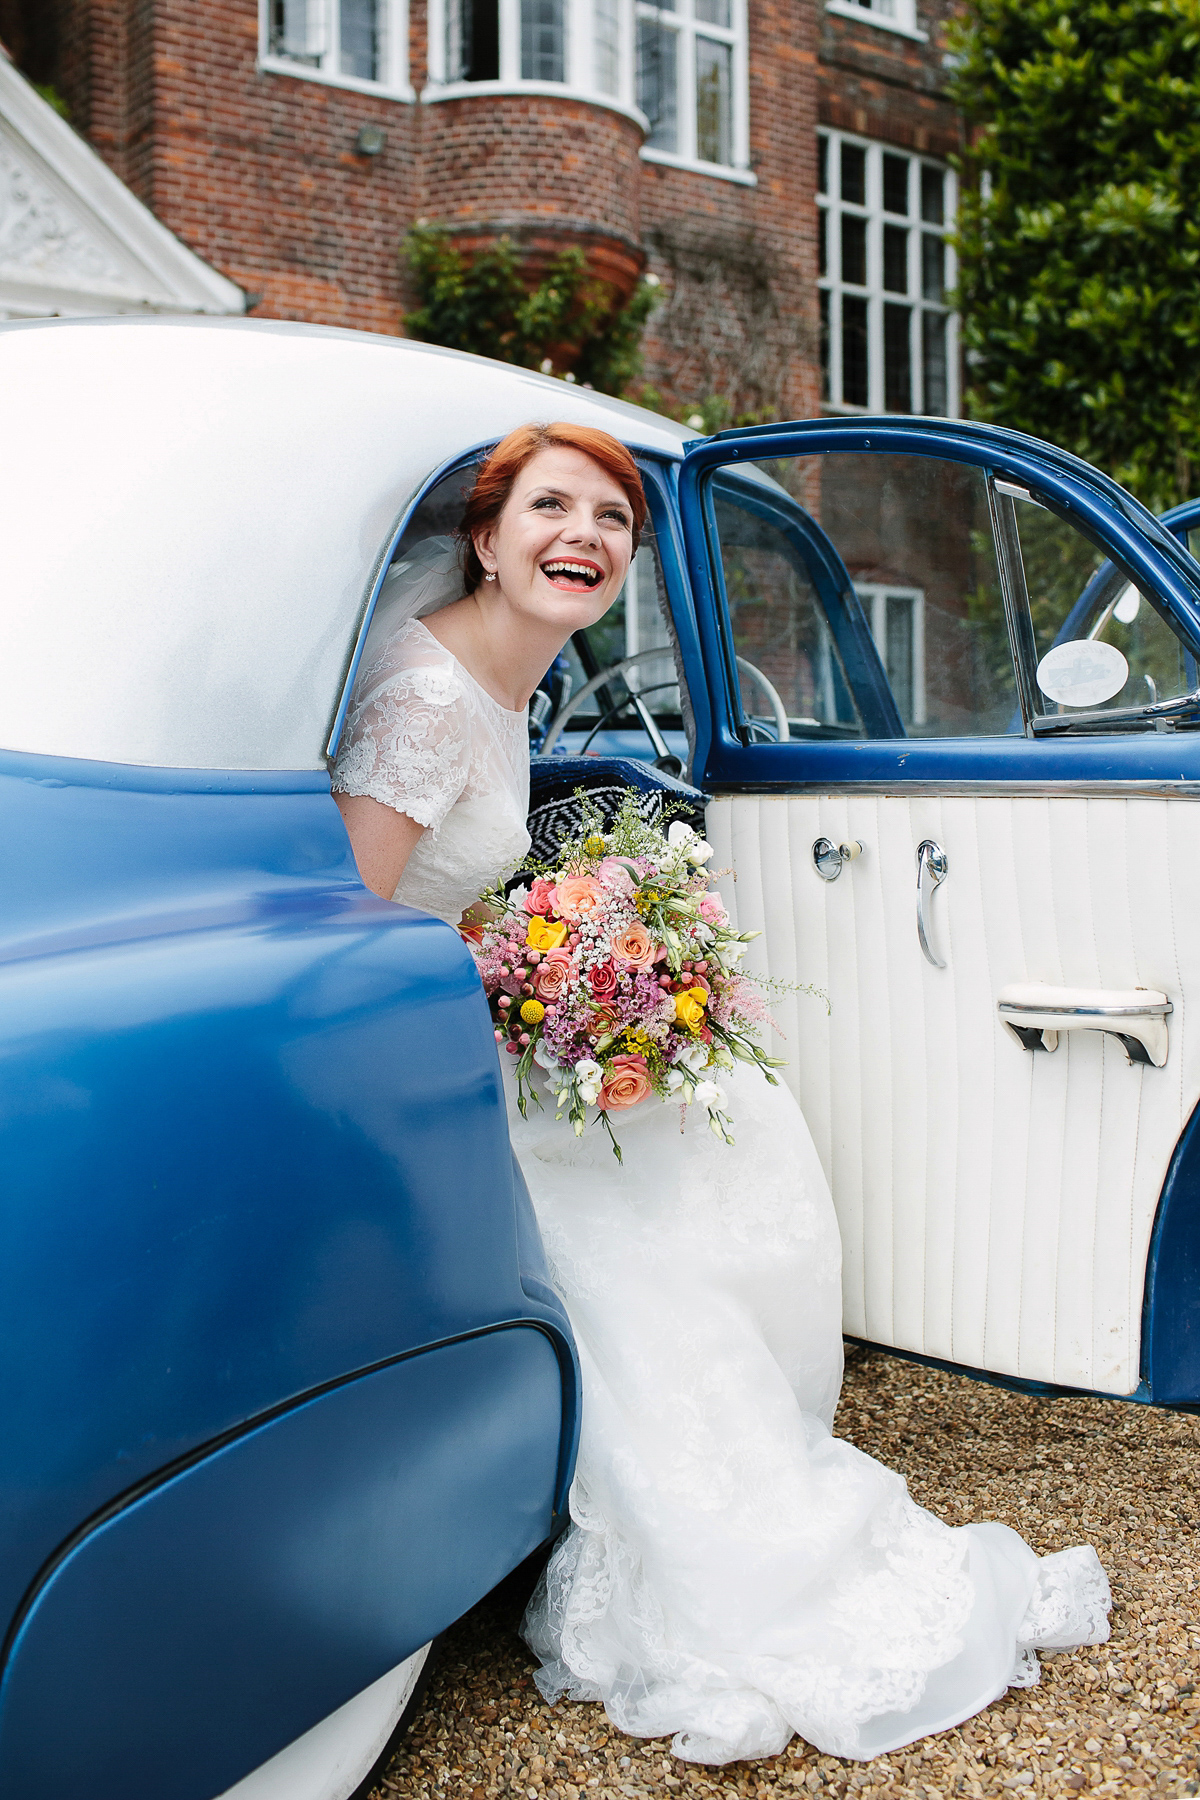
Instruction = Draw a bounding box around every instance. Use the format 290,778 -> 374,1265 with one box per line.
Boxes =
421,93 -> 645,295
5,0 -> 958,408
819,1 -> 961,159
637,0 -> 822,420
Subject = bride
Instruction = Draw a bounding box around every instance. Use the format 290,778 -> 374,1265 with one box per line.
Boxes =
332,421 -> 1111,1767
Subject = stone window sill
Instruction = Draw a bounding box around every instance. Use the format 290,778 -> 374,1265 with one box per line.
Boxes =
639,146 -> 757,186
258,56 -> 416,101
824,3 -> 928,42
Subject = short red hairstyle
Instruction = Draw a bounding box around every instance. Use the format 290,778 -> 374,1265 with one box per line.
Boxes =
457,422 -> 648,591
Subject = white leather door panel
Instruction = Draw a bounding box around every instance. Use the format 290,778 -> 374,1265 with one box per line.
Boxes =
708,791 -> 1200,1395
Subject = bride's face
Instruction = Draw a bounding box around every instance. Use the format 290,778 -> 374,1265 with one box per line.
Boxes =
474,446 -> 636,631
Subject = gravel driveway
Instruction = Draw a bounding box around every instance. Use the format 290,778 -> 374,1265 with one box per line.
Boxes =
370,1346 -> 1200,1800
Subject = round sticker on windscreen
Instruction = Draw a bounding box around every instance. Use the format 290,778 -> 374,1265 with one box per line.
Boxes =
1036,639 -> 1129,708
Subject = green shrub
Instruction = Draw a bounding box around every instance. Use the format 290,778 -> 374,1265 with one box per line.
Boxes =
402,223 -> 660,396
949,0 -> 1200,507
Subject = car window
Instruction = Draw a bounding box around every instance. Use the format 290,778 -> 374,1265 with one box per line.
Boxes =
559,525 -> 688,759
710,455 -> 1019,739
715,484 -> 863,740
1003,489 -> 1200,726
388,458 -> 688,765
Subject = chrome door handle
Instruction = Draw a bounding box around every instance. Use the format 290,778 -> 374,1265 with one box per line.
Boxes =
916,839 -> 948,968
998,984 -> 1172,1067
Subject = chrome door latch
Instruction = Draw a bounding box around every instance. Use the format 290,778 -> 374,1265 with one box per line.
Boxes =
916,839 -> 949,967
812,837 -> 863,881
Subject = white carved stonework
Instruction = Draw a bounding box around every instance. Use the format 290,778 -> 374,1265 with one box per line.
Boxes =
0,50 -> 243,319
0,137 -> 127,284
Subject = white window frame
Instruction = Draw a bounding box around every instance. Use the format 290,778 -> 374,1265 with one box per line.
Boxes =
857,581 -> 926,726
424,0 -> 648,131
824,0 -> 927,42
636,0 -> 752,180
818,129 -> 959,417
423,0 -> 750,178
258,0 -> 414,99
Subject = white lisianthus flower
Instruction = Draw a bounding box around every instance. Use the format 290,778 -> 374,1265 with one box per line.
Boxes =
664,1066 -> 687,1094
533,1041 -> 561,1073
677,1040 -> 709,1075
711,1043 -> 735,1070
573,1057 -> 604,1103
666,820 -> 716,866
508,883 -> 530,910
694,1079 -> 727,1110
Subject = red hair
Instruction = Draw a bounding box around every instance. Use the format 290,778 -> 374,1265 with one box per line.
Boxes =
458,422 -> 647,591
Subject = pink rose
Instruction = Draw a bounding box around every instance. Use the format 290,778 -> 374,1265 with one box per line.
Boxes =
525,877 -> 557,916
596,1053 -> 653,1112
554,875 -> 605,922
596,856 -> 635,895
533,948 -> 573,1002
698,892 -> 728,925
588,959 -> 619,1002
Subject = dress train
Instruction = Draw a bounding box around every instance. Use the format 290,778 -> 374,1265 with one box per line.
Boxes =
506,1061 -> 1110,1764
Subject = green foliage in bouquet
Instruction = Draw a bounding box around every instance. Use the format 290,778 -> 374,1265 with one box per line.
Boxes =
402,224 -> 661,397
949,0 -> 1200,508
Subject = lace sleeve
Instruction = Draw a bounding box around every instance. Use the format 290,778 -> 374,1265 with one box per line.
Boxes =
332,654 -> 472,833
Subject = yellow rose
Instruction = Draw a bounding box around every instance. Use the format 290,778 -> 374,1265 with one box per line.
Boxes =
526,915 -> 568,951
520,999 -> 546,1025
674,986 -> 708,1031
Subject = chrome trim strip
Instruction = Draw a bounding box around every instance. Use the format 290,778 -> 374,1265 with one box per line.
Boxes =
998,1001 -> 1174,1020
709,783 -> 1200,801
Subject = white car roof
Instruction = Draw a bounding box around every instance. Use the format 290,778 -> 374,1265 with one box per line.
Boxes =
0,318 -> 694,771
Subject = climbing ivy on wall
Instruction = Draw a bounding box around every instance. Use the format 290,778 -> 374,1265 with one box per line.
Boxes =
949,0 -> 1200,508
402,224 -> 660,397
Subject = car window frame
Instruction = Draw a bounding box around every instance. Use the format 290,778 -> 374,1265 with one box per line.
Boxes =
678,419 -> 1200,788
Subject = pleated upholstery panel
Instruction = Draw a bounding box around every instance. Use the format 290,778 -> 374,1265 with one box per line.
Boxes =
708,793 -> 1200,1395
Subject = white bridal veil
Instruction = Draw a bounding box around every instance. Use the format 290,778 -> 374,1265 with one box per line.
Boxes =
349,535 -> 467,708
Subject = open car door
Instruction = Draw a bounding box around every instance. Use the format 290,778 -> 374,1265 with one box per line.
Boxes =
677,418 -> 1200,1404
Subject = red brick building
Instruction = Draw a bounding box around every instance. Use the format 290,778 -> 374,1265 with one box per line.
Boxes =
0,0 -> 961,420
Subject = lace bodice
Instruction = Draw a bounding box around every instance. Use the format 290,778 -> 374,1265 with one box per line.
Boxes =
332,617 -> 531,923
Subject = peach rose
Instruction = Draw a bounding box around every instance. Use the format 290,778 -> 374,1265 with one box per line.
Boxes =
554,875 -> 605,922
533,948 -> 573,1002
596,1053 -> 653,1111
611,920 -> 655,969
525,877 -> 557,916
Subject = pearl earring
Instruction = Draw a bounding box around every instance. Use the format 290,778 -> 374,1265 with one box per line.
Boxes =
484,570 -> 497,581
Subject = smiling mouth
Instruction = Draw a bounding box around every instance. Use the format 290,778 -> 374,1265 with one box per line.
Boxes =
540,559 -> 605,591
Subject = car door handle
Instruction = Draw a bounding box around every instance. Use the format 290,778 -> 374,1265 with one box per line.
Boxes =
997,983 -> 1172,1066
916,839 -> 948,968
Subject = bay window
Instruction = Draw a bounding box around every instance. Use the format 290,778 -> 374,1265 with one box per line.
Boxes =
262,0 -> 411,93
428,0 -> 749,176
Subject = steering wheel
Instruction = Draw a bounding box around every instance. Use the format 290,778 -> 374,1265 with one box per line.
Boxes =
538,649 -> 791,758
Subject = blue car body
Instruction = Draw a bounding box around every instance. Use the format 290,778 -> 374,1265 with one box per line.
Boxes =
3,318 -> 1200,1797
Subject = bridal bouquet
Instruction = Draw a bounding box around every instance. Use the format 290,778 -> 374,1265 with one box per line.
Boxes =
466,793 -> 785,1158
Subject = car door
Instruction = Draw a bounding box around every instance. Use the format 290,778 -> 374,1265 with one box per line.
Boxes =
676,418 -> 1200,1404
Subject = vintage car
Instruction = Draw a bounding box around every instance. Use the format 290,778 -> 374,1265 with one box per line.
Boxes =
3,318 -> 1200,1800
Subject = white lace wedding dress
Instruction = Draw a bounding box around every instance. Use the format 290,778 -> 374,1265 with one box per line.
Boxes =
333,618 -> 1112,1767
